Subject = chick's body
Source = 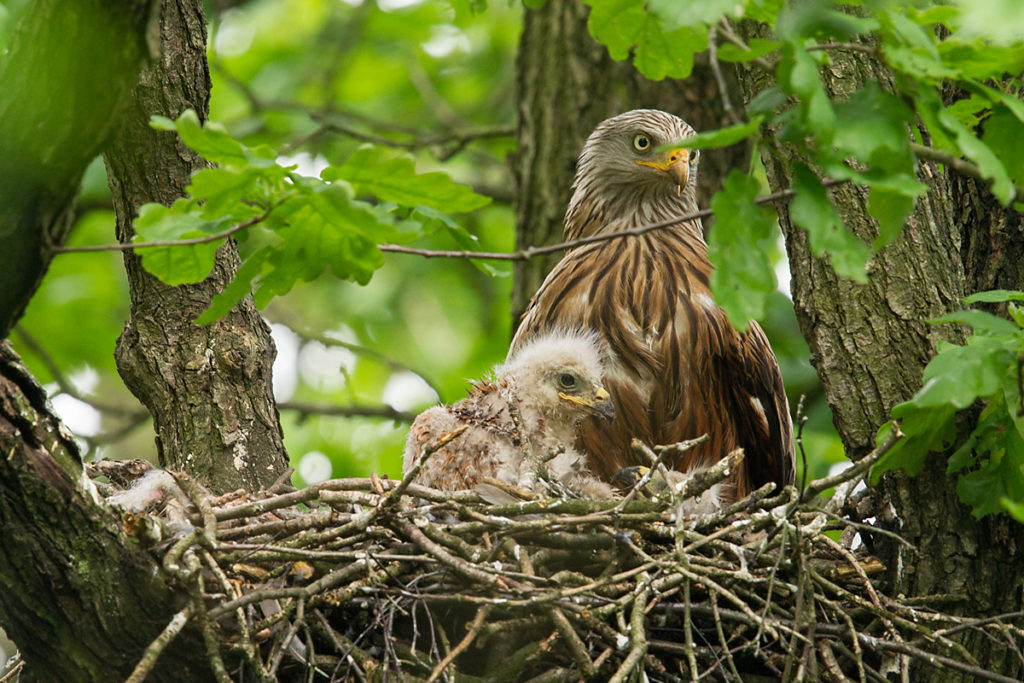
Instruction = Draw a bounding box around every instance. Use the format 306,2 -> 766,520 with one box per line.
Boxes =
403,331 -> 615,499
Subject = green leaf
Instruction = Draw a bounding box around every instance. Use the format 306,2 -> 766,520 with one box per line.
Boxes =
930,310 -> 1019,337
254,187 -> 392,299
708,170 -> 778,329
161,110 -> 277,169
983,106 -> 1024,186
954,0 -> 1024,46
937,108 -> 1015,205
963,289 -> 1024,304
133,200 -> 227,285
1003,497 -> 1024,524
413,206 -> 505,277
912,338 -> 1013,410
789,165 -> 870,282
187,168 -> 266,219
586,0 -> 709,80
196,247 -> 274,325
868,186 -> 914,248
647,0 -> 749,29
171,110 -> 249,167
872,404 -> 956,481
716,38 -> 780,63
956,424 -> 1024,517
777,0 -> 877,41
777,43 -> 835,138
323,146 -> 491,213
833,84 -> 917,181
673,116 -> 763,150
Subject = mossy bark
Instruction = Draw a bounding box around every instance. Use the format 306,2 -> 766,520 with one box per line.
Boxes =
0,343 -> 211,682
104,0 -> 288,494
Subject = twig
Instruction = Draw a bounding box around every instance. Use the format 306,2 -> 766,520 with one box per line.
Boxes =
52,211 -> 269,254
912,142 -> 1024,203
608,575 -> 650,683
802,425 -> 902,500
124,606 -> 193,683
708,27 -> 743,127
278,401 -> 417,423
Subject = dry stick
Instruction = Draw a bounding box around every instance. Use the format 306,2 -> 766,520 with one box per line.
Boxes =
707,26 -> 743,127
549,608 -> 597,678
425,604 -> 493,683
711,593 -> 744,682
208,558 -> 371,619
201,550 -> 267,679
279,401 -> 417,422
856,636 -> 1022,683
802,426 -> 902,500
268,599 -> 306,679
396,516 -> 509,588
818,533 -> 909,679
124,606 -> 193,683
683,579 -> 699,682
608,576 -> 651,683
818,640 -> 851,683
0,659 -> 23,683
332,426 -> 468,539
193,586 -> 232,683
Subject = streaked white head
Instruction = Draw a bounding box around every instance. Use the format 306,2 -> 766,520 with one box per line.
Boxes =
498,329 -> 615,426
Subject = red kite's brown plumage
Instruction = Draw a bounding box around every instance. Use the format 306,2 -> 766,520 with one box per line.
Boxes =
510,110 -> 795,501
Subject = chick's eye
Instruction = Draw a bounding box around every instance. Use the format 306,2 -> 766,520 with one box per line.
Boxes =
633,133 -> 651,152
558,373 -> 578,389
689,149 -> 699,163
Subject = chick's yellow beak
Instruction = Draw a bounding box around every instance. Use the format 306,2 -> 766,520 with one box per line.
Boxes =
559,387 -> 615,421
636,147 -> 689,193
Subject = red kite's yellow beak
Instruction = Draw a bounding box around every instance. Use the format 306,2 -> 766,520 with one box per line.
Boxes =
636,147 -> 689,194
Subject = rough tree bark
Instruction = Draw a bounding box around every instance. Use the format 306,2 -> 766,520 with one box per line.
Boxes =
511,0 -> 747,322
104,0 -> 288,494
0,343 -> 211,682
733,35 -> 1024,682
0,0 -> 153,337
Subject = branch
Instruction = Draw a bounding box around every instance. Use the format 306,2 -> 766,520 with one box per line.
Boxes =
378,180 -> 844,263
708,27 -> 743,127
51,211 -> 269,254
911,143 -> 1024,203
278,401 -> 416,422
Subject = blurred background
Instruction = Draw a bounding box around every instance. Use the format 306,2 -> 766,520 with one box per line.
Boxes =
0,0 -> 843,494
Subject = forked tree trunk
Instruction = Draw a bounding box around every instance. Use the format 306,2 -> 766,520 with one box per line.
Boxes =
734,35 -> 1024,682
104,0 -> 288,494
512,0 -> 746,322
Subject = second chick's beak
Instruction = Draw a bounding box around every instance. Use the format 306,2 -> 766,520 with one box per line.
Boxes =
636,147 -> 689,194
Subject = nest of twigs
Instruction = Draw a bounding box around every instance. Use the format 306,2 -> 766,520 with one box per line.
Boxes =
89,432 -> 1019,683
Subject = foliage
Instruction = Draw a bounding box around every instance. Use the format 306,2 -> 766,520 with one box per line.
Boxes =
873,291 -> 1024,521
140,110 -> 489,322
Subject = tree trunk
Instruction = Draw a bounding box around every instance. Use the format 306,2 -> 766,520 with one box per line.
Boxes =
511,0 -> 746,323
0,343 -> 211,682
734,38 -> 1024,682
104,0 -> 288,494
0,0 -> 152,337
